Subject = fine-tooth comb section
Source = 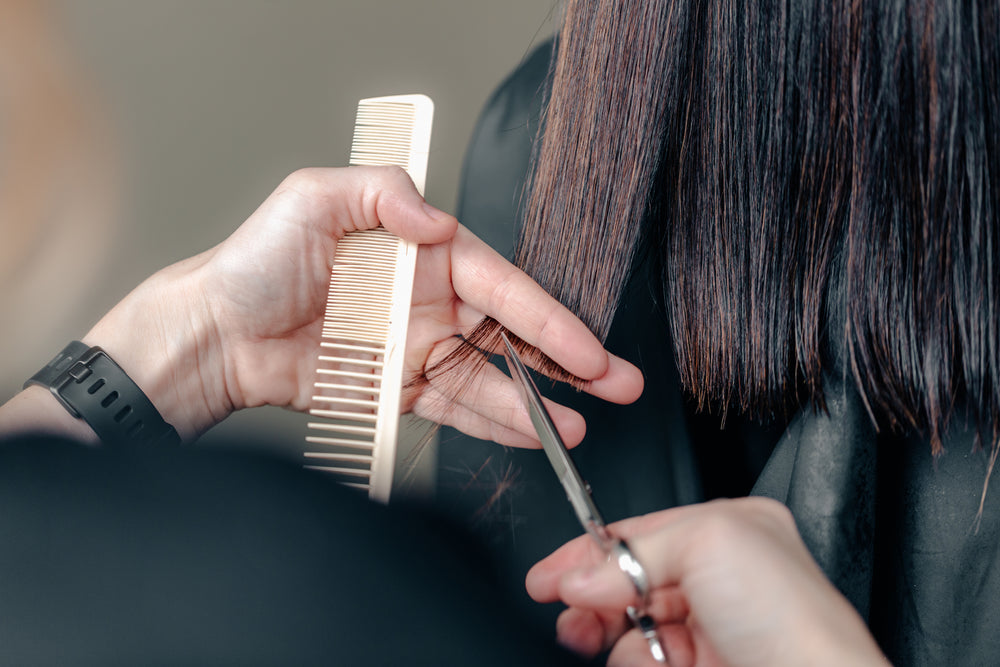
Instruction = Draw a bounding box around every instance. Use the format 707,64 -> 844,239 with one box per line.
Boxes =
306,94 -> 433,503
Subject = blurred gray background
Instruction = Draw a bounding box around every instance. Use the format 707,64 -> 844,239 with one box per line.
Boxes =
1,1 -> 556,489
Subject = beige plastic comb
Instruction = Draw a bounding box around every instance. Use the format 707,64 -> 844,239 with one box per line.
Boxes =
305,94 -> 434,503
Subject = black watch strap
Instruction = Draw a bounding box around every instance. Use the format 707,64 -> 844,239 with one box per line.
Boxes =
25,341 -> 181,448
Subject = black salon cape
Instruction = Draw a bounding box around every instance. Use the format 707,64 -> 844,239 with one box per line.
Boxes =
0,435 -> 584,666
434,39 -> 1000,666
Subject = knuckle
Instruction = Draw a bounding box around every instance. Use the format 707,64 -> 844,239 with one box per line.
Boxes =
360,166 -> 414,218
362,164 -> 411,189
486,271 -> 518,318
746,496 -> 796,528
533,315 -> 556,349
281,167 -> 323,192
695,498 -> 798,550
381,164 -> 410,182
693,512 -> 744,551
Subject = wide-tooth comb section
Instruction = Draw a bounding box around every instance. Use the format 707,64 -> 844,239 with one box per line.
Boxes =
306,94 -> 433,504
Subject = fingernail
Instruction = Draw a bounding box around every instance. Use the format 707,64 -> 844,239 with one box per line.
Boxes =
422,201 -> 452,221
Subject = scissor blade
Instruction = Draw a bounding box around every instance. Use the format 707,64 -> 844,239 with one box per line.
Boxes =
499,332 -> 615,550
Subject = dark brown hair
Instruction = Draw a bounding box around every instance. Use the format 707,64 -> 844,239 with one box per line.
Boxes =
439,0 -> 999,453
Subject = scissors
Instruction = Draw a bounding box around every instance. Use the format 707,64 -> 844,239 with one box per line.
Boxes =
499,332 -> 666,664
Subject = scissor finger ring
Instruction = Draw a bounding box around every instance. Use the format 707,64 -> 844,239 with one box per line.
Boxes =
627,607 -> 667,663
613,541 -> 666,663
612,540 -> 651,604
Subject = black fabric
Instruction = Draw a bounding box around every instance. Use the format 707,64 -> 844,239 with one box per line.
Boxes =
440,38 -> 1000,666
754,380 -> 1000,666
0,435 -> 584,666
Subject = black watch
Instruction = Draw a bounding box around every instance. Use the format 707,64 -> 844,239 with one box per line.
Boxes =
25,341 -> 181,447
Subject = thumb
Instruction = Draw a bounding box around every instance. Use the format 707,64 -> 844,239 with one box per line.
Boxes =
363,166 -> 459,245
559,551 -> 647,610
259,166 -> 459,245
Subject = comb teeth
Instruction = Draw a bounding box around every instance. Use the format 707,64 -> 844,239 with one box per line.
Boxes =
306,94 -> 433,504
349,95 -> 432,195
321,229 -> 400,341
351,103 -> 416,164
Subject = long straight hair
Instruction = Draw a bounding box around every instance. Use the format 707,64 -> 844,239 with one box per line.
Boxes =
440,0 -> 999,453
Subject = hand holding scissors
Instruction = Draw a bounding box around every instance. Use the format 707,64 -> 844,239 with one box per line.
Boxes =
511,351 -> 892,667
500,332 -> 666,664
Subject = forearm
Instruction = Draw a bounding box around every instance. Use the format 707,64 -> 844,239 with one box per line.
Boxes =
0,385 -> 102,444
0,250 -> 228,444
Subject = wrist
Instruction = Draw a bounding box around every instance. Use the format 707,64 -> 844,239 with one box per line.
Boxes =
21,341 -> 180,447
83,251 -> 230,440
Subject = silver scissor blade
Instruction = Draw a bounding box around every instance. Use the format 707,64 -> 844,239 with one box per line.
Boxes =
499,333 -> 659,662
499,332 -> 615,551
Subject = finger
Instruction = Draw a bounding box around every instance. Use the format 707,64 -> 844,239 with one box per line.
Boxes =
527,504 -> 721,603
448,300 -> 644,406
585,353 -> 647,405
415,336 -> 589,446
527,535 -> 612,603
364,167 -> 459,245
449,225 -> 643,390
532,548 -> 692,623
535,501 -> 727,573
416,399 -> 544,447
556,530 -> 697,611
555,607 -> 628,658
265,166 -> 459,245
410,363 -> 588,448
607,623 -> 695,667
556,499 -> 800,610
411,384 -> 544,448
